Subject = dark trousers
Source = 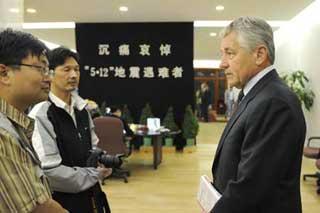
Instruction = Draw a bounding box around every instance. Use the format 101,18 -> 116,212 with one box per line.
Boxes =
201,104 -> 209,122
53,184 -> 111,213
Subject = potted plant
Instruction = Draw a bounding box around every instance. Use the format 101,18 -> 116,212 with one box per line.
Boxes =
162,106 -> 179,146
140,103 -> 154,124
281,70 -> 315,111
140,103 -> 154,146
182,105 -> 199,146
122,104 -> 134,124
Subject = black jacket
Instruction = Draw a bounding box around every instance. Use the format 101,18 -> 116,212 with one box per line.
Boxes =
48,102 -> 111,213
211,70 -> 306,213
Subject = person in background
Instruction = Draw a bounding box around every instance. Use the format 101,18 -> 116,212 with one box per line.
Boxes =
200,82 -> 211,122
195,88 -> 202,118
210,16 -> 306,213
105,105 -> 135,153
224,85 -> 235,119
0,29 -> 65,212
29,47 -> 112,213
86,99 -> 102,119
106,105 -> 134,138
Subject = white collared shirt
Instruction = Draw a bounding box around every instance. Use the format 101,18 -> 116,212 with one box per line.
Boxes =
49,91 -> 87,126
243,65 -> 275,97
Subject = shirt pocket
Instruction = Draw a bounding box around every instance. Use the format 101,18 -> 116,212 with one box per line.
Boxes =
0,130 -> 32,165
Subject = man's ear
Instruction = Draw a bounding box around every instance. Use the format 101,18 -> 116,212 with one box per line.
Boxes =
255,45 -> 268,66
0,64 -> 11,85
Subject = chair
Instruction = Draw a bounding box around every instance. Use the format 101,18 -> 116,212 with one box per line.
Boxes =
303,136 -> 320,193
93,116 -> 130,183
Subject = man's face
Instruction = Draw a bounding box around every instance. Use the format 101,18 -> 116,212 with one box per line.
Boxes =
51,57 -> 80,93
219,32 -> 257,89
114,109 -> 122,117
9,54 -> 51,106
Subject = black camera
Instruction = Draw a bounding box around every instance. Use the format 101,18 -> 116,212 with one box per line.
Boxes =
99,153 -> 122,168
87,148 -> 122,168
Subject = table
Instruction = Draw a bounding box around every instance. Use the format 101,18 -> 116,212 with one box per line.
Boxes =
134,130 -> 180,169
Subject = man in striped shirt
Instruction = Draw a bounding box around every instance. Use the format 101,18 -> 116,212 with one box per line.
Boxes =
0,29 -> 66,212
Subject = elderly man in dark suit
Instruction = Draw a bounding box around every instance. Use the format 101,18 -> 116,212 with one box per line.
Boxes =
210,17 -> 306,213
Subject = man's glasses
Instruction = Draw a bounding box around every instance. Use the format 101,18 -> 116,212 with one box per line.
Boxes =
7,63 -> 54,77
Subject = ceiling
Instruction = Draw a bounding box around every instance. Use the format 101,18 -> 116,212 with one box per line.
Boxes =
24,0 -> 314,61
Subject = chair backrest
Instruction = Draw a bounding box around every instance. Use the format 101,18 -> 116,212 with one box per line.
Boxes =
303,137 -> 320,159
93,116 -> 128,156
303,147 -> 319,159
316,159 -> 320,170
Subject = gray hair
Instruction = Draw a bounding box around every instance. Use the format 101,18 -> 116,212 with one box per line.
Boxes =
220,16 -> 275,64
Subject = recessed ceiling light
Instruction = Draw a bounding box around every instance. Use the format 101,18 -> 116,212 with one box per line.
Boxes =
9,8 -> 19,13
210,32 -> 217,37
26,8 -> 37,13
119,6 -> 128,12
216,5 -> 224,11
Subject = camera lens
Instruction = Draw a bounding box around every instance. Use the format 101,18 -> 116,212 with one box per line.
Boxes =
99,154 -> 122,168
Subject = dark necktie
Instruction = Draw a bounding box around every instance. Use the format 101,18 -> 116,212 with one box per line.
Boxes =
229,89 -> 244,118
237,89 -> 244,104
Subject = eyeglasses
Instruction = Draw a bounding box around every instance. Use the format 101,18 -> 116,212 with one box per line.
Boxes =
7,63 -> 54,77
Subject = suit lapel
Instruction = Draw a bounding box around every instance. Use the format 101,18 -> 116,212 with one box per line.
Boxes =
212,95 -> 248,168
212,70 -> 279,171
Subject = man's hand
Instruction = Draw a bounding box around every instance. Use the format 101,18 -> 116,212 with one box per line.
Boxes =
97,166 -> 112,180
86,148 -> 104,167
32,198 -> 67,213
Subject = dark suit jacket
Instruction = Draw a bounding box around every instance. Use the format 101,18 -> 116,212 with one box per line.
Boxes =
211,70 -> 306,213
201,90 -> 211,106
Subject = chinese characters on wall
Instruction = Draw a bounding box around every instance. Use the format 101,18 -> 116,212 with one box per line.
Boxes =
84,43 -> 183,79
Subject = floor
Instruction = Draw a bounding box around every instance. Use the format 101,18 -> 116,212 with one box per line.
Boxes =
102,122 -> 320,213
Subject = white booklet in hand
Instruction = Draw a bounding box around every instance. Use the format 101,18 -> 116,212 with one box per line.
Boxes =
197,175 -> 222,213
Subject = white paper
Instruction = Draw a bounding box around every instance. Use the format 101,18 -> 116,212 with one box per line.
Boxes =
197,175 -> 221,213
147,117 -> 160,131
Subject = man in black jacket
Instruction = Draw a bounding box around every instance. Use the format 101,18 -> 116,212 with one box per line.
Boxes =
200,82 -> 211,122
30,47 -> 112,213
210,17 -> 306,213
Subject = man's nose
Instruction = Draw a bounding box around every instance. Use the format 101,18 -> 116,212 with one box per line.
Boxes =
43,74 -> 52,82
219,58 -> 228,69
69,69 -> 79,77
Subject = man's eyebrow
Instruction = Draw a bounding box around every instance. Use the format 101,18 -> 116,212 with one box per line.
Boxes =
224,47 -> 233,51
63,65 -> 80,68
220,47 -> 229,52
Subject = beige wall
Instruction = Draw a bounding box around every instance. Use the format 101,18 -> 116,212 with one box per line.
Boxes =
0,0 -> 24,29
274,0 -> 320,139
